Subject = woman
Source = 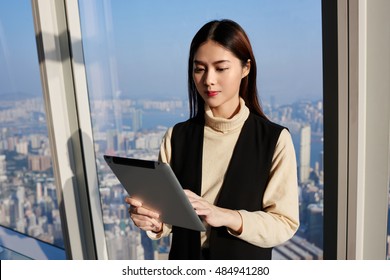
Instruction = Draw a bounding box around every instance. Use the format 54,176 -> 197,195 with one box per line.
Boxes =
126,19 -> 299,260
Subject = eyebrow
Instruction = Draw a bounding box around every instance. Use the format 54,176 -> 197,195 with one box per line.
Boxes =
193,59 -> 231,65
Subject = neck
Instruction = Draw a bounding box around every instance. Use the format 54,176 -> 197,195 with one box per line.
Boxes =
210,99 -> 241,119
204,97 -> 250,133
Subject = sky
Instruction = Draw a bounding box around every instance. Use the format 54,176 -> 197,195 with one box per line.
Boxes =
0,1 -> 42,98
0,0 -> 322,105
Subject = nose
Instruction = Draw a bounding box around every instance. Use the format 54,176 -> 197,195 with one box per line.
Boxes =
204,69 -> 216,86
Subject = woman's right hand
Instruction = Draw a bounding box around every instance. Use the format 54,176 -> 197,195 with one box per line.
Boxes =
125,196 -> 163,233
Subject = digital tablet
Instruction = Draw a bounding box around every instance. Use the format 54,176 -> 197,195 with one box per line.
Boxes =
104,155 -> 206,232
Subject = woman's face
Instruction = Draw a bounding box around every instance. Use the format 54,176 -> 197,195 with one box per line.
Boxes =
192,40 -> 250,119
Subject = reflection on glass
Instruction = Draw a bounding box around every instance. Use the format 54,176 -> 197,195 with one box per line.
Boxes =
0,245 -> 31,260
0,2 -> 64,249
79,0 -> 323,259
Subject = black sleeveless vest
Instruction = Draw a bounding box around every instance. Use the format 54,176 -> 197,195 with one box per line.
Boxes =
168,112 -> 284,260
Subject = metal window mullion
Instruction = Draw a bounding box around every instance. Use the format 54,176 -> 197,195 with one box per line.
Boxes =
346,0 -> 367,260
64,0 -> 108,260
31,0 -> 96,259
346,0 -> 390,260
336,0 -> 349,260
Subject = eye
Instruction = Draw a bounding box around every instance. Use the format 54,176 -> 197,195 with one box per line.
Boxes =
194,67 -> 205,73
217,67 -> 229,72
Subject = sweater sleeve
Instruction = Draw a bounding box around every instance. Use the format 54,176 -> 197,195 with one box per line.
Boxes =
146,127 -> 173,240
158,127 -> 173,165
228,129 -> 300,247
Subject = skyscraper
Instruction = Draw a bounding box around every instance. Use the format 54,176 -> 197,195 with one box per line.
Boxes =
132,109 -> 143,132
0,154 -> 6,182
36,182 -> 43,203
299,125 -> 311,183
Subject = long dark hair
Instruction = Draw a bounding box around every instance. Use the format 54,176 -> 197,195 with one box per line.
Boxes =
188,19 -> 267,119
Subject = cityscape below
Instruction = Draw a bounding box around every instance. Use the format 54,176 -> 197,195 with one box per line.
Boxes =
0,95 -> 388,259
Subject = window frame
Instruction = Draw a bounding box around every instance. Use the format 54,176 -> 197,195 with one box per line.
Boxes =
323,0 -> 390,260
31,0 -> 105,259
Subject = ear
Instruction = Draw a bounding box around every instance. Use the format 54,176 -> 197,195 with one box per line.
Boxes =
242,59 -> 251,78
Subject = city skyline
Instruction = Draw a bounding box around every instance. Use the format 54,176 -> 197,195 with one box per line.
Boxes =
0,95 -> 325,259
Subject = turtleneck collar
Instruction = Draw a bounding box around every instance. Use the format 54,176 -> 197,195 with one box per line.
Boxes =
204,97 -> 250,133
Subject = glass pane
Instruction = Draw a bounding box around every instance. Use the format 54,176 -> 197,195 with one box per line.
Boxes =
0,245 -> 31,260
0,2 -> 64,253
79,0 -> 323,259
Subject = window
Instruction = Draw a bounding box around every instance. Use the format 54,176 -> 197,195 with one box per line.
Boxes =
0,1 -> 65,259
1,0 -> 387,261
78,0 -> 323,260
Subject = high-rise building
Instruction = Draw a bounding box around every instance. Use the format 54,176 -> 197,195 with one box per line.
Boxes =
46,183 -> 58,207
106,130 -> 117,153
30,135 -> 42,149
132,109 -> 143,132
7,137 -> 17,151
299,125 -> 311,183
0,154 -> 6,182
28,155 -> 52,171
36,182 -> 43,203
16,141 -> 28,155
9,198 -> 18,228
15,186 -> 26,227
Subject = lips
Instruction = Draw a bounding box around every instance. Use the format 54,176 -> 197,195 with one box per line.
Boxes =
206,91 -> 219,97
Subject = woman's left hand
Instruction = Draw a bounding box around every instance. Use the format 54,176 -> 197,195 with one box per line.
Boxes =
184,189 -> 243,234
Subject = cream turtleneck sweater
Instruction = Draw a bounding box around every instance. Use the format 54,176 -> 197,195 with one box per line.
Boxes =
148,98 -> 299,249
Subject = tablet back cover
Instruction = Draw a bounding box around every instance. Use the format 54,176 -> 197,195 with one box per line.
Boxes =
104,155 -> 205,232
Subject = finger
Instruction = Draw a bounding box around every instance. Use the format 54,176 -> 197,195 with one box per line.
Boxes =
184,191 -> 204,205
149,218 -> 162,229
131,205 -> 160,219
183,189 -> 193,194
131,215 -> 162,231
125,196 -> 143,207
183,189 -> 199,198
130,211 -> 153,224
194,207 -> 211,216
132,217 -> 155,231
191,200 -> 210,212
183,189 -> 199,199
